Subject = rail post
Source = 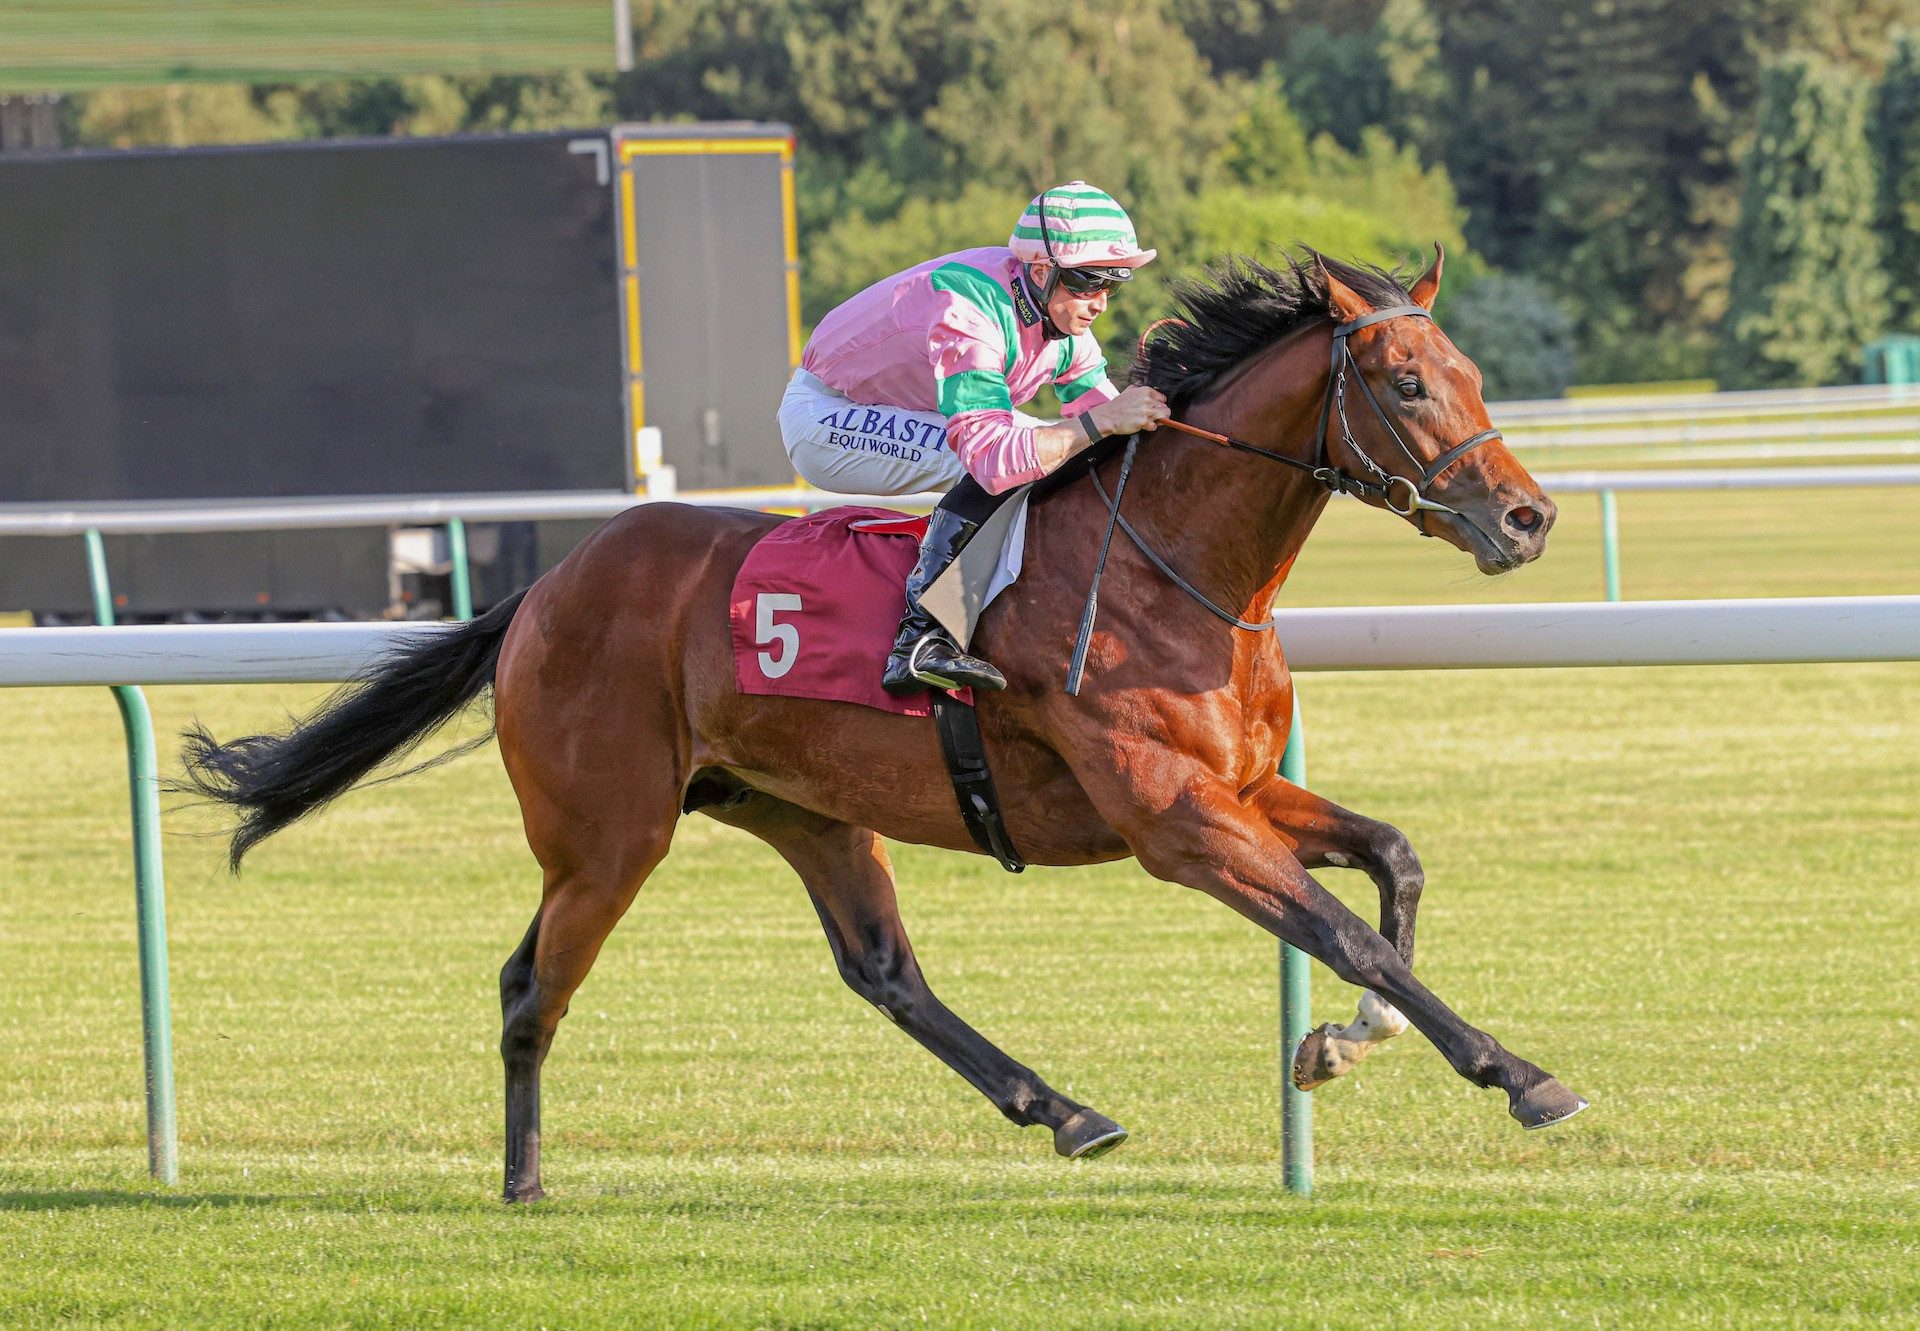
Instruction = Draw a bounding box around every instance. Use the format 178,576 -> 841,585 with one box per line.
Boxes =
82,529 -> 179,1184
446,517 -> 474,621
1599,489 -> 1622,602
1279,692 -> 1313,1196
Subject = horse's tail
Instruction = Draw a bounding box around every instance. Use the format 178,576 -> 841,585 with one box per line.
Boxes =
177,588 -> 529,870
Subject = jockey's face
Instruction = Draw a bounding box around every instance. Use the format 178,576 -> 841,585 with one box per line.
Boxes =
1029,263 -> 1111,336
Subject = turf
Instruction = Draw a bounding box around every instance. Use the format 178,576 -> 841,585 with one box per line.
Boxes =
1290,479 -> 1920,605
3,501 -> 1918,1326
0,1 -> 612,92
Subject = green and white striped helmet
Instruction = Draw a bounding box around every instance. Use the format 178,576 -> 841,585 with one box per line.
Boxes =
1010,181 -> 1157,271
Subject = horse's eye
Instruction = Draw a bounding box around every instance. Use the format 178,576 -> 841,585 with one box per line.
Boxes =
1397,378 -> 1422,399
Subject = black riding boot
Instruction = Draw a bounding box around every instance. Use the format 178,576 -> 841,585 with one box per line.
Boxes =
881,507 -> 1008,695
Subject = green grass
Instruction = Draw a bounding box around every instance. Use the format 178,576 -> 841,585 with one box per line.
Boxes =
2,497 -> 1918,1326
0,1 -> 612,92
1289,481 -> 1920,605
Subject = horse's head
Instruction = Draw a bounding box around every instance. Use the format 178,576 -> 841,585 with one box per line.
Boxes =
1320,248 -> 1554,574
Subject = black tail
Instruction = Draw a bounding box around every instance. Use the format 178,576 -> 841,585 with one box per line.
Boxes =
176,589 -> 529,870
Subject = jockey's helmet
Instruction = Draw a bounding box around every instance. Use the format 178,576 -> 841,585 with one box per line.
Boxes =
1010,182 -> 1156,297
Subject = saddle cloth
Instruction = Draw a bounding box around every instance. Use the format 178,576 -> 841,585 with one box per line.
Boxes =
728,502 -> 1028,717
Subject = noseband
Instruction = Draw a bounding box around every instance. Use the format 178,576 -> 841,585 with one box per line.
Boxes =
1064,304 -> 1506,692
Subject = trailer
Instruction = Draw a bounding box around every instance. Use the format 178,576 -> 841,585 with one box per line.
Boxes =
0,122 -> 800,619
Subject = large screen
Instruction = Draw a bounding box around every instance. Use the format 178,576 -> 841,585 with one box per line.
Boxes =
0,132 -> 626,503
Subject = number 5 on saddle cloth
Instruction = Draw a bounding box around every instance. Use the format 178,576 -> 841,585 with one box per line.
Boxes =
727,499 -> 1034,872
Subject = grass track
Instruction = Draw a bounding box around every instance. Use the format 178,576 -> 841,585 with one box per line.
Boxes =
0,1 -> 611,92
3,495 -> 1918,1326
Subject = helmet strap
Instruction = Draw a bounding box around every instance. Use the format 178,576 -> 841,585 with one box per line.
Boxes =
1024,191 -> 1068,338
1021,264 -> 1068,340
1036,190 -> 1064,302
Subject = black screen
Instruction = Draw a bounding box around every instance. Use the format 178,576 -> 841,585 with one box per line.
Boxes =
0,132 -> 625,502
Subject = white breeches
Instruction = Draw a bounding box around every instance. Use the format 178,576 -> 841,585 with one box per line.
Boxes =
778,369 -> 1045,497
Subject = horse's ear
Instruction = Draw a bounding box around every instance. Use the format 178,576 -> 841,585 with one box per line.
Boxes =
1319,260 -> 1374,324
1409,243 -> 1445,311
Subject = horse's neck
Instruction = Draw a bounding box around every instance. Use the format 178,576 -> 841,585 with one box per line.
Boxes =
1119,330 -> 1334,624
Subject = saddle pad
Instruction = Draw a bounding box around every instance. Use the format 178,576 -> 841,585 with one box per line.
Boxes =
730,505 -> 971,717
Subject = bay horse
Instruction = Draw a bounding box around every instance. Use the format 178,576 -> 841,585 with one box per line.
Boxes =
180,248 -> 1586,1203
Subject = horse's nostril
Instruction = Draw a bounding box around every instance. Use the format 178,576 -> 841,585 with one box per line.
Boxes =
1506,505 -> 1542,534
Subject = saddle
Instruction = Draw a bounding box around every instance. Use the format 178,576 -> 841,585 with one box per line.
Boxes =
729,506 -> 1026,870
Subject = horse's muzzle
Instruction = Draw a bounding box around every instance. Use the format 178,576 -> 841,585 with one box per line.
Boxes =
1452,490 -> 1556,573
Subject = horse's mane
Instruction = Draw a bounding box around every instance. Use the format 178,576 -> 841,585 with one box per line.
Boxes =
1132,250 -> 1414,411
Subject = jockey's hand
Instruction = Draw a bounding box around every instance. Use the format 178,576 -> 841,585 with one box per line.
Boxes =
1088,385 -> 1171,437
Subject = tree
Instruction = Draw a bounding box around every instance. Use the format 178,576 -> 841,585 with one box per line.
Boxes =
1719,51 -> 1888,387
1874,31 -> 1920,329
1220,69 -> 1312,191
921,0 -> 1239,205
72,84 -> 303,148
1441,276 -> 1577,400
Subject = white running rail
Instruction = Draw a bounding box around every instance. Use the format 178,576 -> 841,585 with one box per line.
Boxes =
4,463 -> 1920,538
5,596 -> 1918,686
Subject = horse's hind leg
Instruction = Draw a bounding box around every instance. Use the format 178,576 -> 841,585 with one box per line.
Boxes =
708,793 -> 1126,1160
498,798 -> 678,1203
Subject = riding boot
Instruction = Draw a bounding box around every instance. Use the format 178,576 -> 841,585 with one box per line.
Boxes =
881,508 -> 1008,695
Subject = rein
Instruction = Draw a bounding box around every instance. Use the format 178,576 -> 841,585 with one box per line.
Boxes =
1063,303 -> 1505,693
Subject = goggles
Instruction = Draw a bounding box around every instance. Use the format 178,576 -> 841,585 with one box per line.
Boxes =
1052,264 -> 1134,296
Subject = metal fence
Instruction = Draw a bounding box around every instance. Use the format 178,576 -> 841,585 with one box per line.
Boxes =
6,460 -> 1919,621
6,595 -> 1918,1192
1494,382 -> 1919,467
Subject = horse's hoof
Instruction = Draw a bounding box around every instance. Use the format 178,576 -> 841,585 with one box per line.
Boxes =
1054,1109 -> 1129,1160
503,1185 -> 547,1204
1292,1023 -> 1363,1091
1509,1078 -> 1589,1130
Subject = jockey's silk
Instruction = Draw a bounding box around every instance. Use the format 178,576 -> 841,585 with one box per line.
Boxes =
801,247 -> 1119,495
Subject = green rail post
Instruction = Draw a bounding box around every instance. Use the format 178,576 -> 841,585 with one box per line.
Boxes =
1599,488 -> 1622,602
446,517 -> 474,621
82,529 -> 179,1184
1279,693 -> 1313,1197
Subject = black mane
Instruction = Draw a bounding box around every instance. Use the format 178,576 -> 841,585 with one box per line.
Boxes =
1132,250 -> 1414,410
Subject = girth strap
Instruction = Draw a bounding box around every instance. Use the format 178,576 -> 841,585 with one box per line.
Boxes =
929,692 -> 1026,874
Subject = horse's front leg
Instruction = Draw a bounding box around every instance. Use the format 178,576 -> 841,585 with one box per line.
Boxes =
1256,779 -> 1422,1089
1097,769 -> 1586,1129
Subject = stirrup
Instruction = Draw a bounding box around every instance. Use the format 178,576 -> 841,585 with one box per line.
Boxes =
890,632 -> 1005,694
908,635 -> 962,689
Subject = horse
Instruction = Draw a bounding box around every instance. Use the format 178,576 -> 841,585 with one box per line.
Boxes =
179,247 -> 1585,1204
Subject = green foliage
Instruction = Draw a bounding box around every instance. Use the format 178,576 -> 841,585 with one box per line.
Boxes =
1220,69 -> 1312,191
47,0 -> 1920,389
1719,52 -> 1888,388
72,84 -> 305,147
1271,20 -> 1387,150
1440,275 -> 1578,401
618,0 -> 797,129
920,0 -> 1238,204
802,180 -> 1028,325
1873,30 -> 1920,329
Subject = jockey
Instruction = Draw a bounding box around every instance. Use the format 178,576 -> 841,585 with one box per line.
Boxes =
778,181 -> 1171,695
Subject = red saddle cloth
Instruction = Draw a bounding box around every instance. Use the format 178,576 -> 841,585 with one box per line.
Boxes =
729,506 -> 971,717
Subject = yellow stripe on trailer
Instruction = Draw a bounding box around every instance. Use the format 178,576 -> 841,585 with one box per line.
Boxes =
780,156 -> 802,368
619,138 -> 793,160
624,274 -> 642,378
619,167 -> 638,271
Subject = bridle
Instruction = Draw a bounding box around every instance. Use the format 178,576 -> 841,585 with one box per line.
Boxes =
1063,303 -> 1505,693
1158,303 -> 1504,530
